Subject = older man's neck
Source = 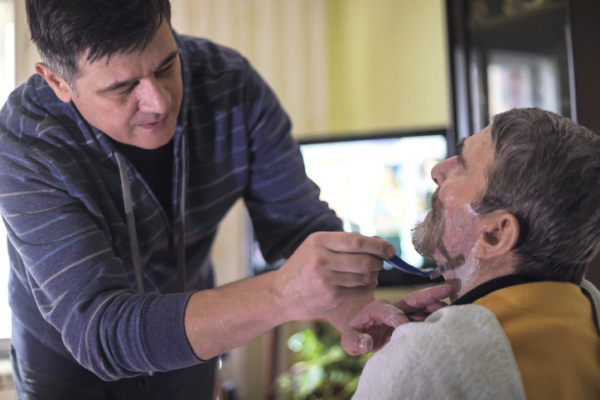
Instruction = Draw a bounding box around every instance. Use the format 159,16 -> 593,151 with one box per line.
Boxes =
443,256 -> 515,302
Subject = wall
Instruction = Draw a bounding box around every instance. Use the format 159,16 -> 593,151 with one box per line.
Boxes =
13,0 -> 38,85
171,0 -> 331,137
171,0 -> 449,139
325,0 -> 449,134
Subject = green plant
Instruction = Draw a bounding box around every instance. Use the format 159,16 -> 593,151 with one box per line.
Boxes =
276,323 -> 371,400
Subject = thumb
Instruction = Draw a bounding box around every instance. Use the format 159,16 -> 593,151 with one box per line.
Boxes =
381,304 -> 409,328
341,329 -> 373,356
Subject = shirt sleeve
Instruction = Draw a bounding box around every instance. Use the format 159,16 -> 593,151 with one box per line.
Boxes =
241,60 -> 343,262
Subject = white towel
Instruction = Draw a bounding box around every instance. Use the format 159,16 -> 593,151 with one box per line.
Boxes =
353,304 -> 527,400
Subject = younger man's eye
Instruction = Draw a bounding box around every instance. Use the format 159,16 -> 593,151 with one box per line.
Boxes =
119,84 -> 136,95
155,63 -> 174,77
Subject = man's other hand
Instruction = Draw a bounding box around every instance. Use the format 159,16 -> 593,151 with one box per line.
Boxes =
273,232 -> 395,321
340,284 -> 455,355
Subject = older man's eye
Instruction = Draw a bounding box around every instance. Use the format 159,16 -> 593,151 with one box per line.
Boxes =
454,139 -> 467,168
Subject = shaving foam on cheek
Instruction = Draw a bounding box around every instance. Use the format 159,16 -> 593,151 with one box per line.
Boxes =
460,204 -> 481,235
442,195 -> 454,230
457,205 -> 482,292
454,238 -> 481,295
441,204 -> 479,262
464,203 -> 480,218
432,241 -> 481,302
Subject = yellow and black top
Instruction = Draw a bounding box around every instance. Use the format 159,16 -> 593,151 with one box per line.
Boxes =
457,275 -> 600,400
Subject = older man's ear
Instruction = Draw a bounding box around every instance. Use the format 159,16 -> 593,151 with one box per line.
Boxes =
475,211 -> 520,261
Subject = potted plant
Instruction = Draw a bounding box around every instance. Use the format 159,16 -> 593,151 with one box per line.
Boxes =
276,322 -> 371,400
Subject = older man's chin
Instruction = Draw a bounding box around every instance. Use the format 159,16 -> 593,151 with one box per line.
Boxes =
412,221 -> 430,258
412,209 -> 443,255
412,219 -> 450,269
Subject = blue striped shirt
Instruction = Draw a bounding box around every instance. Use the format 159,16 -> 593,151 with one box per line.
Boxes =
0,33 -> 341,380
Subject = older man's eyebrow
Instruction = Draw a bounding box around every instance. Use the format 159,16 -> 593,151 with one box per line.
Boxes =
455,138 -> 467,168
97,51 -> 179,94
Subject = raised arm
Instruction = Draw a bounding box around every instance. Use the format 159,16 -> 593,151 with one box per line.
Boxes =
184,231 -> 394,359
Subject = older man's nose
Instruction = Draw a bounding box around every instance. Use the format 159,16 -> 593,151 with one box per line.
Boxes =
431,162 -> 445,186
431,156 -> 459,186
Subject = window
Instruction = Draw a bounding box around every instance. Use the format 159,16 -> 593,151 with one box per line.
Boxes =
0,0 -> 15,347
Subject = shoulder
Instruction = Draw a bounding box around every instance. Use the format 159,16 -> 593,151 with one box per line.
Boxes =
391,303 -> 501,341
174,32 -> 251,80
353,305 -> 526,400
173,31 -> 269,122
173,32 -> 280,139
1,74 -> 82,142
0,75 -> 88,172
385,305 -> 507,369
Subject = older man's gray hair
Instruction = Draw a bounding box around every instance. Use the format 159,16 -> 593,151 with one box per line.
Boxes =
474,107 -> 600,284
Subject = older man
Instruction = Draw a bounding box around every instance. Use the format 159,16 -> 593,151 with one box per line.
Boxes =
353,107 -> 600,400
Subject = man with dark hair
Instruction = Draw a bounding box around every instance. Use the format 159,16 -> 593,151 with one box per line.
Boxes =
353,108 -> 600,399
0,1 -> 452,398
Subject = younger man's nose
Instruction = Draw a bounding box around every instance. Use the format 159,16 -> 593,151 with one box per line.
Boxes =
137,78 -> 169,115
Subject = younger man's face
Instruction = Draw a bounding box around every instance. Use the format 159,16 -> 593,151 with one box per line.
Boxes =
67,21 -> 183,149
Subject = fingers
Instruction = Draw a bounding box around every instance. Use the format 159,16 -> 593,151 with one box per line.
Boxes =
352,300 -> 409,329
337,286 -> 453,357
340,300 -> 409,355
323,270 -> 379,288
341,329 -> 374,356
393,284 -> 454,314
314,250 -> 385,274
334,282 -> 379,303
273,232 -> 396,321
304,232 -> 391,277
309,231 -> 396,259
425,300 -> 449,314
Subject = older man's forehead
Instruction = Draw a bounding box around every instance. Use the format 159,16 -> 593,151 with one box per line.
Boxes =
458,127 -> 495,175
467,127 -> 492,151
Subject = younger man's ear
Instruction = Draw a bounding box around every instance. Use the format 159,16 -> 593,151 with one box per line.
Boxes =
35,63 -> 74,104
475,211 -> 520,260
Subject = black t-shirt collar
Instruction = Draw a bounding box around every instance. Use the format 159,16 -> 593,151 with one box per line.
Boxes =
452,274 -> 545,305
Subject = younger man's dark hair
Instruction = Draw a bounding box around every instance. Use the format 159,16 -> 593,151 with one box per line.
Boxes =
26,0 -> 171,87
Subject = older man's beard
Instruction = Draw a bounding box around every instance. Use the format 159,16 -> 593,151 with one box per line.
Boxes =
412,189 -> 444,259
412,189 -> 465,269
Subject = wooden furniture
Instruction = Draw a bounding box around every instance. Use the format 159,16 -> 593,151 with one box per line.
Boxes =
446,0 -> 600,288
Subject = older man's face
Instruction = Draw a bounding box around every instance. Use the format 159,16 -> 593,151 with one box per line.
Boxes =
412,126 -> 495,271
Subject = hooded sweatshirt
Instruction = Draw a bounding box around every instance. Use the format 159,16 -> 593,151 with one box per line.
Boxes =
0,32 -> 342,380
